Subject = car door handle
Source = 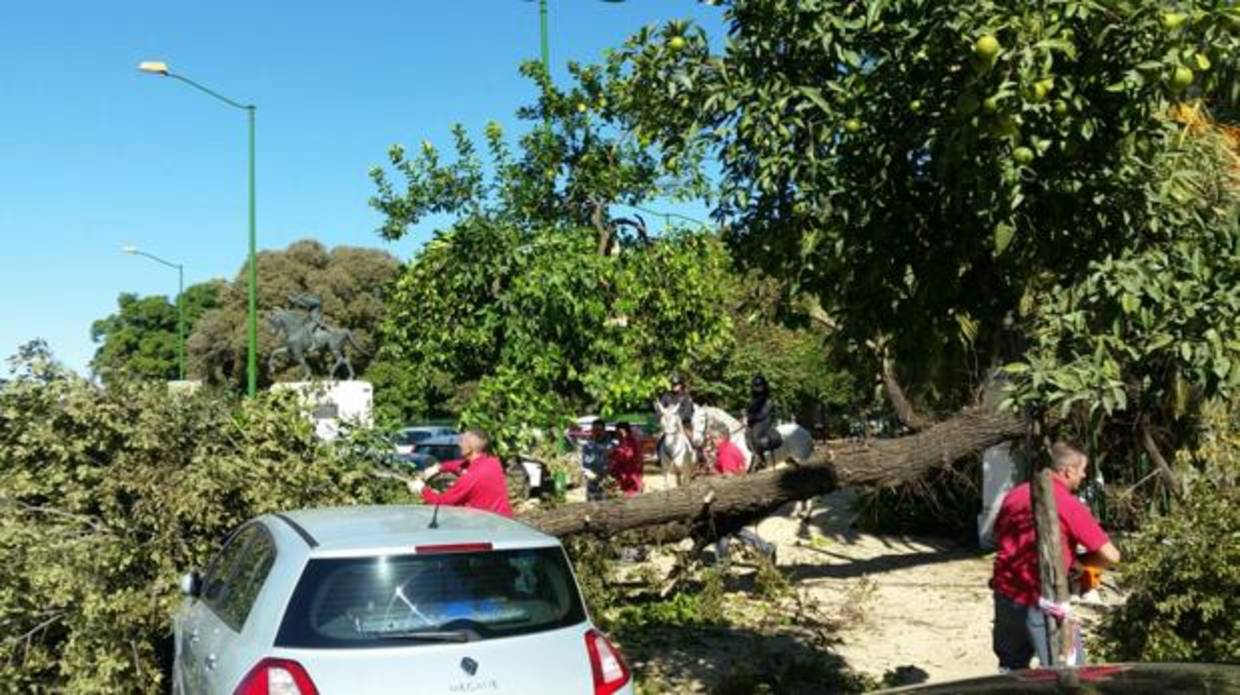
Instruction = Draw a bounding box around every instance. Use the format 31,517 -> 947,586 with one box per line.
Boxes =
204,654 -> 217,671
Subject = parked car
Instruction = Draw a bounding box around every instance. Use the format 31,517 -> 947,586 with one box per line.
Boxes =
392,425 -> 457,455
413,434 -> 462,463
172,505 -> 634,695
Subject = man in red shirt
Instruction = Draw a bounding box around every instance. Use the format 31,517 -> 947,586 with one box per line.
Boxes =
708,427 -> 775,564
712,425 -> 748,475
406,429 -> 513,518
991,440 -> 1120,670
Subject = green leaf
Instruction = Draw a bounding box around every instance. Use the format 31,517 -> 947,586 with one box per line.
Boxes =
993,223 -> 1016,256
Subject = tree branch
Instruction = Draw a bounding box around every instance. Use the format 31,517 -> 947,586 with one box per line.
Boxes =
590,198 -> 613,256
6,611 -> 65,649
1139,417 -> 1183,500
879,353 -> 936,432
1,498 -> 109,534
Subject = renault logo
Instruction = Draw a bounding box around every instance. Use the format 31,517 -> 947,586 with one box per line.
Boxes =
460,657 -> 479,676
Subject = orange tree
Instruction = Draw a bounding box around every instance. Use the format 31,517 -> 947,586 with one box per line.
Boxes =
609,1 -> 1239,491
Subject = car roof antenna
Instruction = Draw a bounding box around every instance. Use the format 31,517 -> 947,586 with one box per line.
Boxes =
428,502 -> 442,530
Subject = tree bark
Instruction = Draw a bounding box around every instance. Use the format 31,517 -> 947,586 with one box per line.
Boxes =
880,355 -> 936,432
520,407 -> 1025,540
1031,465 -> 1073,664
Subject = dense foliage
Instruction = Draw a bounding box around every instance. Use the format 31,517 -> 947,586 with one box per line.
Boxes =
611,0 -> 1240,409
1097,401 -> 1240,662
366,65 -> 854,449
608,0 -> 1240,519
0,343 -> 397,692
90,280 -> 222,382
187,239 -> 399,390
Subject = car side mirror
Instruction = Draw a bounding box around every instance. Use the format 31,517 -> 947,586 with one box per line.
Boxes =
179,571 -> 202,598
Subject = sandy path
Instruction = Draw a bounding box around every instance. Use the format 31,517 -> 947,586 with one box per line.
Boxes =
600,472 -> 1121,690
757,490 -> 997,684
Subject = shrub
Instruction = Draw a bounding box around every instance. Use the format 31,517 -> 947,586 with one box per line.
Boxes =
1096,402 -> 1240,663
0,346 -> 398,692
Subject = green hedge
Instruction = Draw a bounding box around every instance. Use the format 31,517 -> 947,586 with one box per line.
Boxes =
1096,405 -> 1240,663
0,351 -> 399,692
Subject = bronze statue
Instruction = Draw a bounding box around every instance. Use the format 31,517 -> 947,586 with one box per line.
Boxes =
267,294 -> 358,380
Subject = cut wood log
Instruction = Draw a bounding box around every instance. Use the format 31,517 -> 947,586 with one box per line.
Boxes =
520,407 -> 1025,540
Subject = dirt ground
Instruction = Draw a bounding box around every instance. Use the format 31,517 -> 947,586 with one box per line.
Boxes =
583,473 -> 1123,692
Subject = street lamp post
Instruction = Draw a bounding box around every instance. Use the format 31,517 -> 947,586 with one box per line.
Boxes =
122,246 -> 185,381
527,0 -> 626,78
138,60 -> 259,397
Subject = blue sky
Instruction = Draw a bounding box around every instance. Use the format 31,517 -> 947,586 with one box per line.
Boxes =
0,1 -> 726,375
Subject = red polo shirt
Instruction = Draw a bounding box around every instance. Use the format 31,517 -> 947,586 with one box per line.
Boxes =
422,455 -> 514,518
991,479 -> 1110,606
714,439 -> 747,476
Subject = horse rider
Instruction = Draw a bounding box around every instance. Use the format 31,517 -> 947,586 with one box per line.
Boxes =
745,374 -> 782,469
658,373 -> 698,461
659,373 -> 695,431
288,292 -> 330,333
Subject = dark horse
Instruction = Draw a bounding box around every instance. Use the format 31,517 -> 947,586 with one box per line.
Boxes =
266,309 -> 358,380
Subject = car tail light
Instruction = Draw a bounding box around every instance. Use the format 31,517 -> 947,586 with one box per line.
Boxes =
585,628 -> 631,695
233,657 -> 318,695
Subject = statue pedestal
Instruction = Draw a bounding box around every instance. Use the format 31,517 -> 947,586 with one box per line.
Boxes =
167,380 -> 202,395
271,380 -> 373,441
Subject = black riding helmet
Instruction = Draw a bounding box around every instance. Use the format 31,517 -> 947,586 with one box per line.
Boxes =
670,373 -> 686,388
751,373 -> 769,396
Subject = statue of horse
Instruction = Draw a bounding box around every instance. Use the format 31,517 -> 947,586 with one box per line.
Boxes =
655,400 -> 704,489
266,308 -> 358,381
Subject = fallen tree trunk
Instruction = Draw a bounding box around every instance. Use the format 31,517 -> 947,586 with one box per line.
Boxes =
521,406 -> 1026,540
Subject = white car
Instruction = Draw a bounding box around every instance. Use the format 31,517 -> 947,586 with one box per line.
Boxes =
392,425 -> 457,455
172,505 -> 633,694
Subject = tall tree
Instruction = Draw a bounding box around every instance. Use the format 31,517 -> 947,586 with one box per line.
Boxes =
609,1 -> 1240,487
367,91 -> 733,450
90,280 -> 222,382
187,240 -> 399,389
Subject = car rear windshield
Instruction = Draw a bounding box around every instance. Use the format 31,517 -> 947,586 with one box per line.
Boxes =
393,430 -> 433,446
275,546 -> 586,649
415,444 -> 461,461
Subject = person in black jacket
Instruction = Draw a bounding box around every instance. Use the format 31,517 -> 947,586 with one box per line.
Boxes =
746,374 -> 781,469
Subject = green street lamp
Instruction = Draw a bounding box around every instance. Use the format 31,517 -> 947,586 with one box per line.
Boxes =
526,0 -> 626,78
138,60 -> 259,397
121,245 -> 186,381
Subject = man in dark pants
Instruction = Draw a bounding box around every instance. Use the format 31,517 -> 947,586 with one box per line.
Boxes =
990,441 -> 1120,670
580,419 -> 611,501
745,374 -> 781,469
708,425 -> 775,565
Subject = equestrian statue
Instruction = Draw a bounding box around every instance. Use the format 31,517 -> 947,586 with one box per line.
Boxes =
267,292 -> 358,380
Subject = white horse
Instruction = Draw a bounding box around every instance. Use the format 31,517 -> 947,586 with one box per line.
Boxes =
655,400 -> 703,489
697,405 -> 812,471
698,405 -> 817,518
